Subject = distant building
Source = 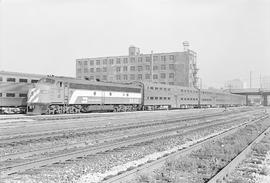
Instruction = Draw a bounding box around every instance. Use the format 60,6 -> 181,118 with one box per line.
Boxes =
262,76 -> 270,88
76,42 -> 198,87
224,79 -> 244,90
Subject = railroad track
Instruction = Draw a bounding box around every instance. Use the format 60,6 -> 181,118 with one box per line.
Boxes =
0,109 -> 248,144
102,114 -> 269,183
0,114 -> 249,162
0,112 -> 266,178
0,108 -> 233,121
207,117 -> 270,183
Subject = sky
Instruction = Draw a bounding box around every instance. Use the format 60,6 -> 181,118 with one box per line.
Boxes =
0,0 -> 269,88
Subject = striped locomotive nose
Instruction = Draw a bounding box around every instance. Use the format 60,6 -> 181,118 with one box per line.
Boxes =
28,88 -> 40,103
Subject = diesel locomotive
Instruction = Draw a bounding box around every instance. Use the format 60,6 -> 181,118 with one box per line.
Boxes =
27,75 -> 246,115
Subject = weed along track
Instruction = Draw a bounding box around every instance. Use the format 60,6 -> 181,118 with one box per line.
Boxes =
109,113 -> 270,183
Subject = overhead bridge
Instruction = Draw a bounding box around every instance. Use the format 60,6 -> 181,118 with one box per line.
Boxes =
230,88 -> 270,106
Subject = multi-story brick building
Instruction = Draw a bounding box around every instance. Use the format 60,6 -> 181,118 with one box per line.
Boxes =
76,42 -> 198,87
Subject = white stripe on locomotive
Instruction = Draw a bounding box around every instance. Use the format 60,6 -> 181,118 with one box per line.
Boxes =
69,89 -> 141,104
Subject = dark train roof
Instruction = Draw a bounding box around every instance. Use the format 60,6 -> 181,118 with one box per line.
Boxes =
45,76 -> 141,89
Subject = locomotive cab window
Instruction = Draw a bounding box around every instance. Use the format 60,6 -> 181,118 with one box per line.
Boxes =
56,81 -> 63,87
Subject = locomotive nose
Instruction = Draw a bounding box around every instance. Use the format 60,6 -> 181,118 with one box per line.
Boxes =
27,88 -> 41,103
27,85 -> 50,104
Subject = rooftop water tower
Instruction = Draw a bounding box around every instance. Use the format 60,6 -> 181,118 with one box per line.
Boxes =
183,41 -> 190,51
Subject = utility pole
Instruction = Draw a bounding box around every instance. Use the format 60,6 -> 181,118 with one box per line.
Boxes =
250,71 -> 252,88
260,73 -> 262,89
196,78 -> 202,108
151,50 -> 153,82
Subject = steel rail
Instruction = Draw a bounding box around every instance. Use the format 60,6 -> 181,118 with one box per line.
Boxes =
0,113 -> 262,177
0,115 -> 248,162
102,114 -> 269,183
0,110 -> 249,145
207,117 -> 270,183
0,109 -> 228,122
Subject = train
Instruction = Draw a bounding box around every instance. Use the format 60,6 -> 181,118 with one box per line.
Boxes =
26,75 -> 246,115
0,71 -> 44,114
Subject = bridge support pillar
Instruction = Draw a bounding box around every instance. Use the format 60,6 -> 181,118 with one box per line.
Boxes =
262,95 -> 268,106
246,95 -> 249,106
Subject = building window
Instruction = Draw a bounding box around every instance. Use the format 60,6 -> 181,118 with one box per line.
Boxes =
153,56 -> 158,61
138,66 -> 143,71
19,79 -> 28,83
77,61 -> 82,66
19,93 -> 27,97
90,68 -> 94,73
160,73 -> 166,79
145,56 -> 151,62
89,76 -> 94,80
77,68 -> 82,73
145,65 -> 150,70
153,74 -> 158,79
130,74 -> 135,80
161,65 -> 166,70
84,61 -> 88,66
138,57 -> 142,62
0,77 -> 2,81
7,78 -> 16,82
103,67 -> 107,72
153,66 -> 158,70
123,58 -> 128,63
31,80 -> 38,83
155,97 -> 158,100
96,68 -> 101,72
102,75 -> 107,80
6,93 -> 15,97
169,64 -> 174,70
130,57 -> 135,63
169,82 -> 174,85
123,66 -> 128,71
109,59 -> 114,65
161,82 -> 166,84
169,55 -> 175,60
130,66 -> 136,71
116,58 -> 121,64
138,74 -> 142,80
103,59 -> 107,65
84,68 -> 88,73
145,74 -> 150,79
96,60 -> 100,65
161,55 -> 166,61
0,93 -> 2,97
123,74 -> 128,80
116,75 -> 121,80
116,67 -> 121,72
90,60 -> 94,65
169,73 -> 174,78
